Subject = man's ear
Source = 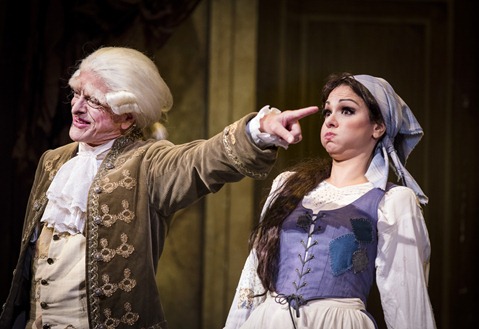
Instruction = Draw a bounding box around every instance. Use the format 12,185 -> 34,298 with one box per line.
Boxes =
373,123 -> 386,139
120,113 -> 135,130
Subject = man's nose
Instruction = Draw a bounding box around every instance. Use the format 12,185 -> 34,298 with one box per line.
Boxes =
72,96 -> 87,113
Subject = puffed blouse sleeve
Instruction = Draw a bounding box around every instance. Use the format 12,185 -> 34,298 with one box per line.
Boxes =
223,172 -> 292,329
376,185 -> 437,329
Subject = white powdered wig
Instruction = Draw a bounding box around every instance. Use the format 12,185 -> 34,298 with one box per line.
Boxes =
106,90 -> 140,115
69,47 -> 173,139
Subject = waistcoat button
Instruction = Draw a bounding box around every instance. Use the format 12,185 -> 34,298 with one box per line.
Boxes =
93,216 -> 103,225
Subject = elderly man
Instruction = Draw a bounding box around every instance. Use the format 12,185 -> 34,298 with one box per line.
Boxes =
0,46 -> 318,329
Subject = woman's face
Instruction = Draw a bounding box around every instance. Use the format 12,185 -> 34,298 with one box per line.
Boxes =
68,71 -> 133,146
320,84 -> 384,161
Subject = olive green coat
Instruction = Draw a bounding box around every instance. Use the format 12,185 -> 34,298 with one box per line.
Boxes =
0,114 -> 277,329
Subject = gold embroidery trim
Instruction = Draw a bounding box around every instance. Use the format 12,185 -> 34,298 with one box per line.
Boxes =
223,122 -> 268,180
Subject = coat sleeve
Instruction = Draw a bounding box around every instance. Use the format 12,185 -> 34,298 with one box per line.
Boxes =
375,186 -> 437,329
145,113 -> 278,216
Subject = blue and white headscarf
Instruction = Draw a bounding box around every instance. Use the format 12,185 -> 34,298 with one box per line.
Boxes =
354,75 -> 428,205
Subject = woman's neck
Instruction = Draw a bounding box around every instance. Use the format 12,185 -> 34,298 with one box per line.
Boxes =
327,158 -> 369,188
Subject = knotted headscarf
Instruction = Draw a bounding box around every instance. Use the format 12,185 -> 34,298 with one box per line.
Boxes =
354,75 -> 428,205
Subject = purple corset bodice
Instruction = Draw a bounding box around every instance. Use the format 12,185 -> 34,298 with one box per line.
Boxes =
274,187 -> 385,308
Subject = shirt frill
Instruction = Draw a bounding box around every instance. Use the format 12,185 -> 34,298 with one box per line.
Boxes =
41,141 -> 114,234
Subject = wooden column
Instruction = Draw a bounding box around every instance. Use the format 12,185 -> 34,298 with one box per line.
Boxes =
203,0 -> 258,327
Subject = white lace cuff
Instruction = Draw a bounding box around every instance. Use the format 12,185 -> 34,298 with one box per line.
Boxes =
248,105 -> 289,149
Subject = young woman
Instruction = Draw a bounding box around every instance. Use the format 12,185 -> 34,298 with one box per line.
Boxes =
224,73 -> 436,329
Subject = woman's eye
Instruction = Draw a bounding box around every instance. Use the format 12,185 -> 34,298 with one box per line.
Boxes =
321,109 -> 331,117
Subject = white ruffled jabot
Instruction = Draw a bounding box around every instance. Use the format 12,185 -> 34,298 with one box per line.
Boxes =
41,141 -> 114,234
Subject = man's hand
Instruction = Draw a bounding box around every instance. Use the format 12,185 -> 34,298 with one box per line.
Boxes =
260,106 -> 319,145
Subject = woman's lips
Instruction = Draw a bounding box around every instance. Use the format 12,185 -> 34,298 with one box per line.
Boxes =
324,132 -> 335,141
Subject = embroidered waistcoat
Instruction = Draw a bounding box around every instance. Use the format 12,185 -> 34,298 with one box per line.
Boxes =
275,187 -> 385,308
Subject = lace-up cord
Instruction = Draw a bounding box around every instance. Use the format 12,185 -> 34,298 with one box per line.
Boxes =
275,293 -> 307,329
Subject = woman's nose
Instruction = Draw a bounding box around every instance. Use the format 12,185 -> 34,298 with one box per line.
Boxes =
325,113 -> 337,127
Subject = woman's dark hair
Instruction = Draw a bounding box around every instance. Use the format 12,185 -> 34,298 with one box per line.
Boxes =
250,72 -> 384,293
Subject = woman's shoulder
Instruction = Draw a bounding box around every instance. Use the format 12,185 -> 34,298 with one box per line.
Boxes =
272,170 -> 296,185
276,170 -> 295,180
385,184 -> 419,201
382,184 -> 422,213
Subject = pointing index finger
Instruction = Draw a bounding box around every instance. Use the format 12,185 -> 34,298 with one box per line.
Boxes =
287,106 -> 319,121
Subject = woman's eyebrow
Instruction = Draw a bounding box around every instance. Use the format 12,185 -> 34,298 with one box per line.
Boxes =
338,98 -> 360,105
325,98 -> 360,106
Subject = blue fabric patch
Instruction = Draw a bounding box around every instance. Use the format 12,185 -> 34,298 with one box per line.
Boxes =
350,218 -> 373,243
330,234 -> 358,276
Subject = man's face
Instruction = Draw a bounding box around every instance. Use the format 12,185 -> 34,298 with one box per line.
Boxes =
69,70 -> 132,146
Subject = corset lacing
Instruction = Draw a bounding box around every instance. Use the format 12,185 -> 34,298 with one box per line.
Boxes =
274,293 -> 306,329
